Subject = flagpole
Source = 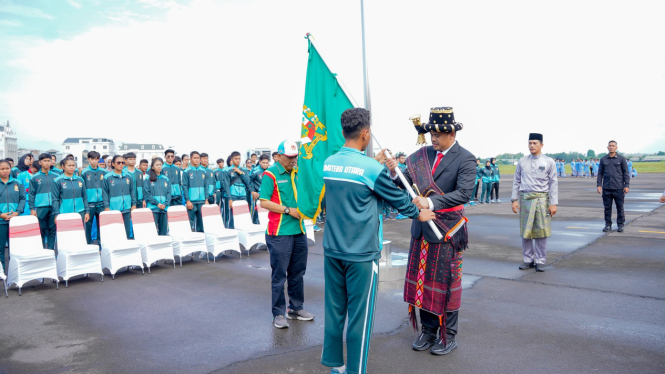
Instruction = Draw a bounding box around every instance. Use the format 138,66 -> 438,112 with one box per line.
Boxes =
360,0 -> 374,159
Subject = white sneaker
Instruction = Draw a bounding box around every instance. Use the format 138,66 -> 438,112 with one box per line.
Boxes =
490,199 -> 495,203
496,199 -> 502,203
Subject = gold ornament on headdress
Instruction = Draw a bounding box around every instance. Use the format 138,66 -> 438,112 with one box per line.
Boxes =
410,115 -> 427,146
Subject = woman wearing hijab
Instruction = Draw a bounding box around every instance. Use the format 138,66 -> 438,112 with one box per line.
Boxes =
11,154 -> 32,179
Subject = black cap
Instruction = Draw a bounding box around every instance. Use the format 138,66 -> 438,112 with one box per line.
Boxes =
529,133 -> 543,142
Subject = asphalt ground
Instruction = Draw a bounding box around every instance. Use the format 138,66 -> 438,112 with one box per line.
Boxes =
1,174 -> 664,374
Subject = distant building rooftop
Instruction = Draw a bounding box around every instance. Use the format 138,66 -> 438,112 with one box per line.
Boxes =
63,138 -> 115,144
120,144 -> 164,150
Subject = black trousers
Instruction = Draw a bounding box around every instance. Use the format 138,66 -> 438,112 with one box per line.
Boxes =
602,189 -> 625,225
153,211 -> 168,236
420,309 -> 459,341
0,224 -> 8,272
491,182 -> 500,200
266,233 -> 308,317
171,195 -> 182,206
473,181 -> 480,201
36,207 -> 56,249
187,202 -> 204,232
121,212 -> 132,239
86,205 -> 104,245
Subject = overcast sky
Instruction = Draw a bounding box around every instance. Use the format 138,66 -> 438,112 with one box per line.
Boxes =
1,0 -> 663,160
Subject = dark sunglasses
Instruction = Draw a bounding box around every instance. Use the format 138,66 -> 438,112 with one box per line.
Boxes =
115,161 -> 126,165
166,154 -> 175,158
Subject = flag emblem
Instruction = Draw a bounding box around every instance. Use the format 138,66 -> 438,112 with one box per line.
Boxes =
300,106 -> 327,160
14,185 -> 18,191
79,182 -> 83,187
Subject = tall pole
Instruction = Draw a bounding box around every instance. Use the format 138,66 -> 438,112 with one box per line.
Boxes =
361,0 -> 374,158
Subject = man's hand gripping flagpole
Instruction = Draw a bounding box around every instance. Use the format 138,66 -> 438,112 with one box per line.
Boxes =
372,134 -> 444,240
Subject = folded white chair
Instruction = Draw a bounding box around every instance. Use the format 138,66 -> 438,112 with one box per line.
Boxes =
7,215 -> 59,295
55,213 -> 103,287
131,208 -> 175,272
232,200 -> 267,255
1,265 -> 7,297
167,205 -> 206,267
201,204 -> 241,260
99,211 -> 144,279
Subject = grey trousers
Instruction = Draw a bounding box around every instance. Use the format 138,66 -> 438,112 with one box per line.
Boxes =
522,238 -> 547,264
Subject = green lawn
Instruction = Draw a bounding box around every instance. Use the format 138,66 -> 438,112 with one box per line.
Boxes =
498,161 -> 665,176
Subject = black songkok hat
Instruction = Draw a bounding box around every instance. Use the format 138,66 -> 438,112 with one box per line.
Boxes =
529,133 -> 543,142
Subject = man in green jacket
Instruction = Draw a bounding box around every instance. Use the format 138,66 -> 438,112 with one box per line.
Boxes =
321,108 -> 434,374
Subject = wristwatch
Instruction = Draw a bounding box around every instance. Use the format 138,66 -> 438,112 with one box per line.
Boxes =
284,207 -> 290,215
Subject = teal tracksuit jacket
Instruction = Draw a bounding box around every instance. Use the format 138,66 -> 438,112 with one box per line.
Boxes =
250,168 -> 267,193
224,166 -> 253,200
81,166 -> 107,207
123,167 -> 144,204
214,168 -> 231,200
102,172 -> 137,213
479,166 -> 494,183
162,163 -> 183,200
491,164 -> 501,182
182,166 -> 208,204
52,175 -> 89,216
322,147 -> 420,262
28,170 -> 59,210
143,174 -> 172,212
0,177 -> 26,221
202,166 -> 215,199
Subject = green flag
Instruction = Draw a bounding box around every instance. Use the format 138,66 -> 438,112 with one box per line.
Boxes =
297,37 -> 354,220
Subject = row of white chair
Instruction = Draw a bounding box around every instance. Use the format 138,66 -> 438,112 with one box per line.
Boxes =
2,200 -> 295,296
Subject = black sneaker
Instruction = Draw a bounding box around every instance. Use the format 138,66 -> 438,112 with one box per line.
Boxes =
519,261 -> 535,270
412,328 -> 437,351
617,225 -> 624,232
603,225 -> 611,232
431,338 -> 458,355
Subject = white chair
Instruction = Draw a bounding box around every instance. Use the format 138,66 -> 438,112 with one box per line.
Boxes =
201,204 -> 241,260
232,200 -> 268,255
99,211 -> 144,279
131,209 -> 175,272
56,213 -> 104,287
7,216 -> 59,295
167,205 -> 206,267
1,266 -> 7,297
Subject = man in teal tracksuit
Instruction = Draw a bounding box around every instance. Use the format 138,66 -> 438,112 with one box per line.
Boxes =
123,152 -> 144,208
479,160 -> 494,204
102,160 -> 137,239
201,153 -> 216,204
0,166 -> 26,273
163,149 -> 183,206
217,158 -> 231,207
29,153 -> 59,249
249,154 -> 270,224
81,151 -> 107,245
223,151 -> 253,229
321,108 -> 432,374
182,151 -> 209,232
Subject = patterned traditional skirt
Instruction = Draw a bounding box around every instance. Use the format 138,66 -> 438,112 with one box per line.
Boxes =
404,237 -> 463,317
519,192 -> 551,239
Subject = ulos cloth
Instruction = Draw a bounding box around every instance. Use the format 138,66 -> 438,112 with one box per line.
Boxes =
520,192 -> 551,239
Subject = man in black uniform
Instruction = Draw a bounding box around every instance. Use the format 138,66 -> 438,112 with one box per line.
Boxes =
597,140 -> 630,232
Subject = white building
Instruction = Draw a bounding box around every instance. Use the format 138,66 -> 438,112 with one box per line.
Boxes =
62,138 -> 118,167
0,121 -> 18,162
119,143 -> 165,161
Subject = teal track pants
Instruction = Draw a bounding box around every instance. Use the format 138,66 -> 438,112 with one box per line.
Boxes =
322,257 -> 379,374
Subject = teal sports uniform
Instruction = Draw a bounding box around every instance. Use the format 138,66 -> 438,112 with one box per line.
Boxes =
182,165 -> 208,232
28,170 -> 59,249
321,147 -> 419,374
0,177 -> 26,271
102,171 -> 137,238
81,165 -> 107,244
143,174 -> 171,235
162,162 -> 183,205
52,174 -> 89,220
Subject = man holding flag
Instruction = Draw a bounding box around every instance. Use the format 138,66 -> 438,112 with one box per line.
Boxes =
322,108 -> 434,374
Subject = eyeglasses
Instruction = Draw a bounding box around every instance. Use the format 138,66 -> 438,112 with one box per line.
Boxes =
166,155 -> 174,158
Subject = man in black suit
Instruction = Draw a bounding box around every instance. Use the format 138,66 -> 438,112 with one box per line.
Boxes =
386,107 -> 476,356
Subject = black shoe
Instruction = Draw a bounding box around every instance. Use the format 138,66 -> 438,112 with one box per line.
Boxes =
535,263 -> 547,272
603,225 -> 611,232
412,329 -> 437,351
617,225 -> 624,232
431,338 -> 458,355
519,261 -> 535,270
